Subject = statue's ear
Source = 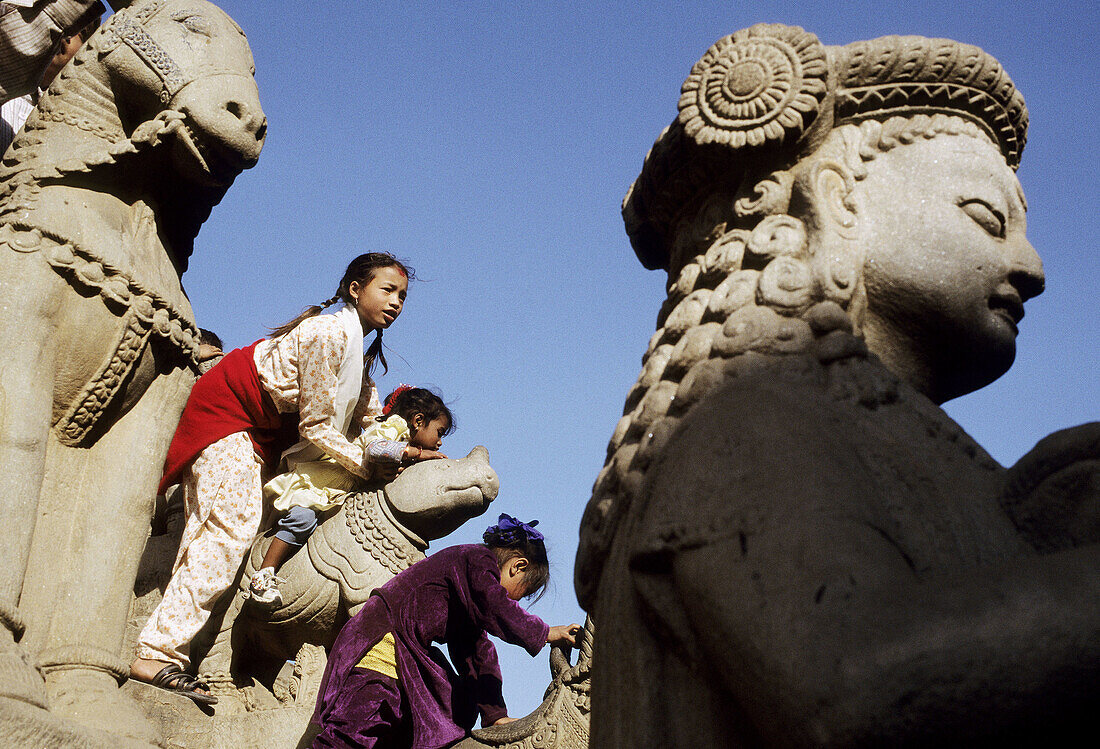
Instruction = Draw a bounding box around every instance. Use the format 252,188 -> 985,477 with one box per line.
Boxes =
797,159 -> 858,240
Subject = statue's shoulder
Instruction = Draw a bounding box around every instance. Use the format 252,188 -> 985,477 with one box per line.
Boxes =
1001,422 -> 1100,552
630,351 -> 1013,569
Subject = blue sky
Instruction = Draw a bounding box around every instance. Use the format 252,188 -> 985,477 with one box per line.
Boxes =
173,1 -> 1098,718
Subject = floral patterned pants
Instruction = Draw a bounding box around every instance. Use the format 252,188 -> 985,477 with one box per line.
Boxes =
136,431 -> 263,668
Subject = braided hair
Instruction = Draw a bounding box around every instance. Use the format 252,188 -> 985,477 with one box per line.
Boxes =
483,515 -> 550,603
268,252 -> 415,376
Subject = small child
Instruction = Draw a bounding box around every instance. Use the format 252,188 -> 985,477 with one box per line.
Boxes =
250,385 -> 453,606
312,514 -> 581,749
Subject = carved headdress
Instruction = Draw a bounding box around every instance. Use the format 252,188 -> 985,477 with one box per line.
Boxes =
624,24 -> 1028,271
576,25 -> 1029,610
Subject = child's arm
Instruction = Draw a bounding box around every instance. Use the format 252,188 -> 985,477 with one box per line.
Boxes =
547,624 -> 582,648
467,560 -> 550,655
350,377 -> 382,433
354,417 -> 406,481
293,321 -> 373,477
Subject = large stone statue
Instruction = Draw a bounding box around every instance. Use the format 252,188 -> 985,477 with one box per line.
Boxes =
0,0 -> 264,744
576,24 -> 1098,747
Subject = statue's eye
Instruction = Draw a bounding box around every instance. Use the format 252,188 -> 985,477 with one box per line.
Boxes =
959,199 -> 1005,238
170,11 -> 211,37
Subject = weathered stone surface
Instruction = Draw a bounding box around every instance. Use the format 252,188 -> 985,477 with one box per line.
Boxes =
456,619 -> 592,749
0,0 -> 264,745
578,23 -> 1098,748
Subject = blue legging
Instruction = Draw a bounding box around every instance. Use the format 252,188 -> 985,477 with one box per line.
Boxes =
273,505 -> 318,546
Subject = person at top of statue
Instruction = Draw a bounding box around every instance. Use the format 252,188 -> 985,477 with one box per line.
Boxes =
0,0 -> 110,104
0,10 -> 100,153
313,514 -> 583,749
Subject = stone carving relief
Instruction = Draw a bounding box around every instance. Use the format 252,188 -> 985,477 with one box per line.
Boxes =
456,618 -> 592,749
0,0 -> 264,745
576,24 -> 1098,748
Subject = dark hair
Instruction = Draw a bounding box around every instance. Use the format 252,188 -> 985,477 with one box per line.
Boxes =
198,328 -> 223,350
75,16 -> 100,43
67,3 -> 102,41
483,529 -> 550,603
382,387 -> 455,437
268,252 -> 414,376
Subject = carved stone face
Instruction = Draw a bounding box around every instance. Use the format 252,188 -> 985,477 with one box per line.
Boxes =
384,446 -> 500,539
103,1 -> 265,185
848,134 -> 1044,403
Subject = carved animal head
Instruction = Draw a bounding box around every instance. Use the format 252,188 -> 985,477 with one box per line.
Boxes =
94,0 -> 265,187
385,445 -> 500,540
217,446 -> 501,670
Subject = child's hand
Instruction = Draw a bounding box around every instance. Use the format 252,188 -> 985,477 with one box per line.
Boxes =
401,446 -> 448,462
375,464 -> 400,481
547,623 -> 582,648
492,717 -> 516,726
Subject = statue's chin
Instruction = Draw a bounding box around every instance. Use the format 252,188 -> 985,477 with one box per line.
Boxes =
938,335 -> 1017,403
446,485 -> 493,520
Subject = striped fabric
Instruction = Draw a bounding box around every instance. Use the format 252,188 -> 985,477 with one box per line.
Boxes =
0,0 -> 102,103
0,89 -> 33,152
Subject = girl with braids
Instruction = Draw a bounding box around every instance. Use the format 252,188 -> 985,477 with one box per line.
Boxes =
250,385 -> 454,606
313,514 -> 581,749
131,252 -> 419,703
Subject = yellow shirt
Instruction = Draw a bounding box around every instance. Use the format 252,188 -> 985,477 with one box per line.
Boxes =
264,415 -> 410,512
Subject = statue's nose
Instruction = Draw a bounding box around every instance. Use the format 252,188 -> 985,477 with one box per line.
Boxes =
223,96 -> 266,142
175,75 -> 266,164
1007,235 -> 1044,302
479,468 -> 500,501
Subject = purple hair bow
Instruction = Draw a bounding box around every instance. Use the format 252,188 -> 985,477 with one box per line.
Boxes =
485,513 -> 544,544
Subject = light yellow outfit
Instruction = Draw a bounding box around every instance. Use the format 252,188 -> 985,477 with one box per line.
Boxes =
265,415 -> 410,513
136,307 -> 382,669
356,632 -> 399,679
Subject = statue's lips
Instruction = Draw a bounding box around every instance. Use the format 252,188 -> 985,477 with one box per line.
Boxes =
989,289 -> 1024,332
175,119 -> 258,184
435,483 -> 498,507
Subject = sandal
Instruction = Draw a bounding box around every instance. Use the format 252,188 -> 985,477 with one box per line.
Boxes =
148,664 -> 218,706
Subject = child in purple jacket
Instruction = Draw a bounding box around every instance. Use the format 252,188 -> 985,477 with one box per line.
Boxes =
312,514 -> 581,749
